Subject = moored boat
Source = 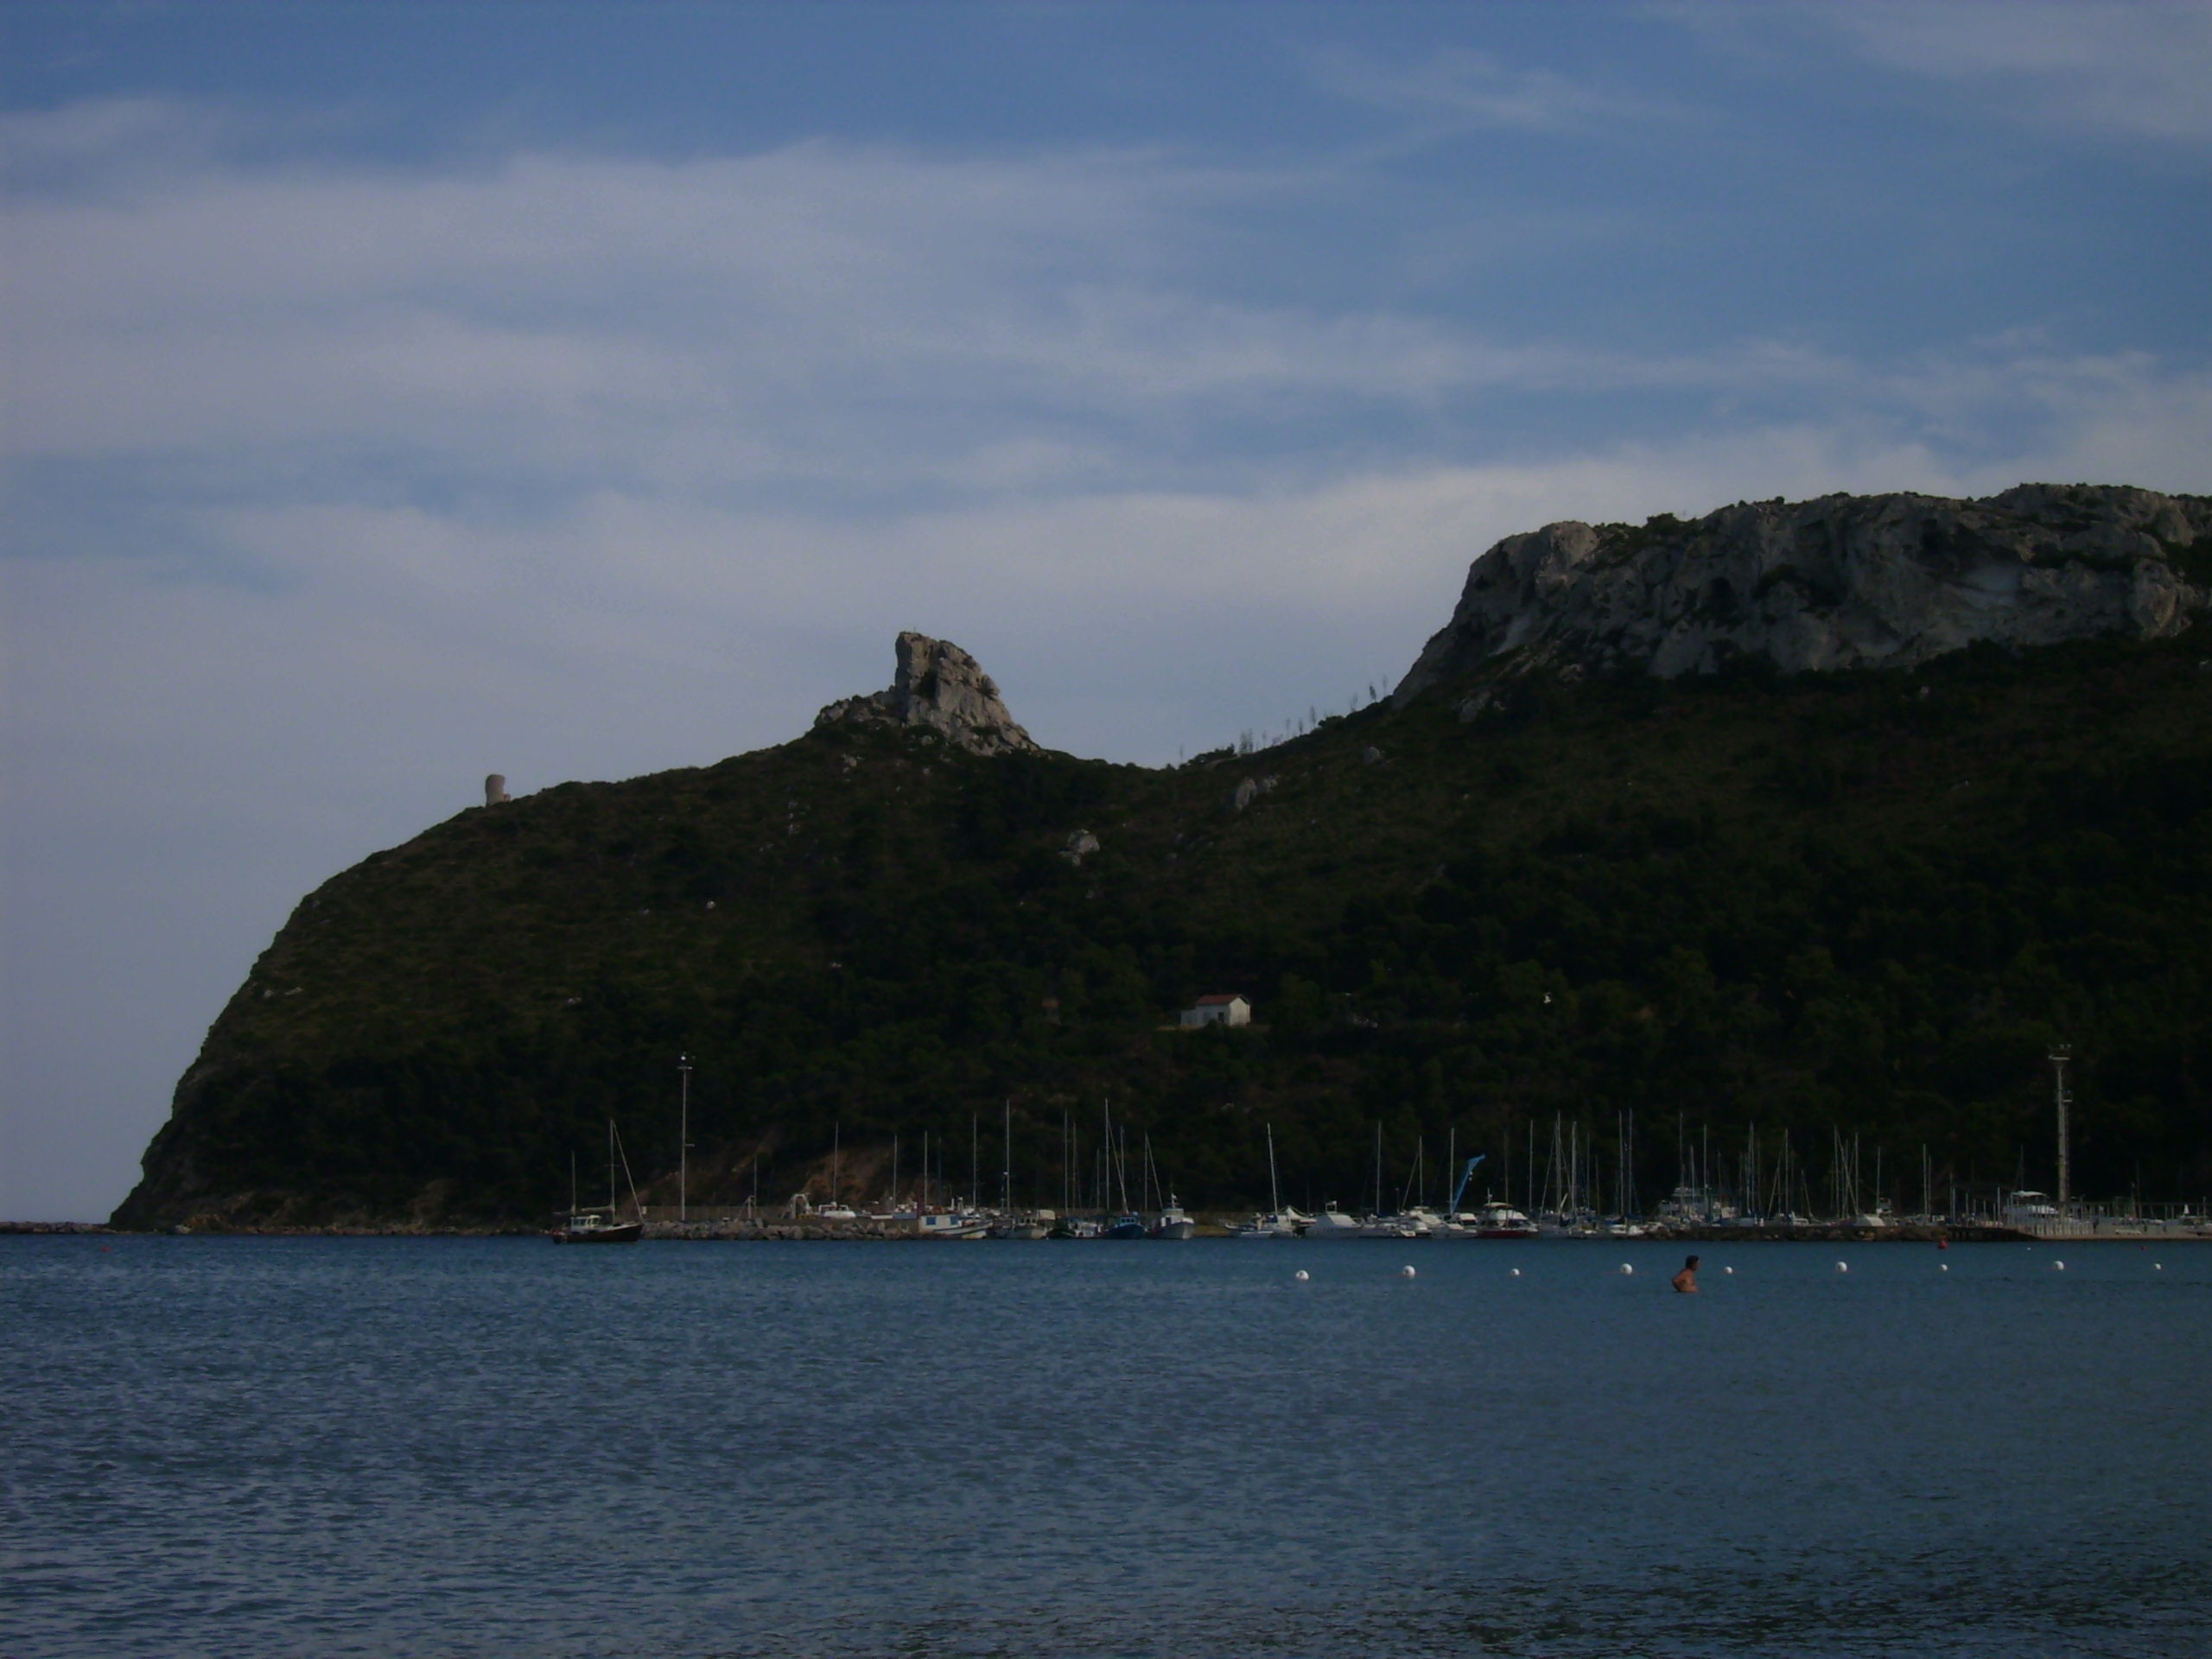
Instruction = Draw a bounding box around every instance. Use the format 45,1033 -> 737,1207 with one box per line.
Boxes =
551,1122 -> 645,1244
551,1208 -> 642,1244
1306,1202 -> 1364,1239
1148,1197 -> 1195,1240
916,1210 -> 989,1238
1226,1210 -> 1307,1238
1471,1198 -> 1539,1239
1229,1123 -> 1308,1236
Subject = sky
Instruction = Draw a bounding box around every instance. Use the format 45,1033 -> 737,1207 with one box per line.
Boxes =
3,1 -> 2209,1221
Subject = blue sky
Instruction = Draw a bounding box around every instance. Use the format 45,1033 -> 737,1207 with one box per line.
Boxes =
4,1 -> 2209,1218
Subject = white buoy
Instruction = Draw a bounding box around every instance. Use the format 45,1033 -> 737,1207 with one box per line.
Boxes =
2154,1263 -> 2163,1271
1510,1268 -> 1522,1277
1722,1266 -> 1734,1275
1401,1265 -> 1416,1278
1620,1263 -> 1634,1274
1294,1269 -> 1309,1282
2054,1260 -> 2065,1270
1940,1263 -> 1948,1272
1836,1261 -> 1849,1273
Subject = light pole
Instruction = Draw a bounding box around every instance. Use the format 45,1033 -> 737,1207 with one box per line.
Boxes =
2050,1046 -> 2071,1213
678,1052 -> 694,1223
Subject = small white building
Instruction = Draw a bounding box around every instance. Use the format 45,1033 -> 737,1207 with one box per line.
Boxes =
1180,994 -> 1252,1028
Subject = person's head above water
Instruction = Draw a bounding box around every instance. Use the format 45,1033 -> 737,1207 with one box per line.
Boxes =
1684,1255 -> 1700,1269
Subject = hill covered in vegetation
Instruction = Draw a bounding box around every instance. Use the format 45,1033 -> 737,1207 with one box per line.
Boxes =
113,486 -> 2212,1229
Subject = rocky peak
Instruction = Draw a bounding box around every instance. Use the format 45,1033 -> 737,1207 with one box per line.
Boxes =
1395,483 -> 2211,705
815,632 -> 1039,756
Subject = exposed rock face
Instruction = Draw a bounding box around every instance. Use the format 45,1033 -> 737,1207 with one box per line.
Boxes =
815,632 -> 1039,755
1395,484 -> 2210,702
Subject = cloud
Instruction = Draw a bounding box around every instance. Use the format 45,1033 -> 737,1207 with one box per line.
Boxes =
0,96 -> 239,190
1683,0 -> 2212,144
1303,43 -> 1684,138
2,110 -> 1664,505
15,94 -> 2189,537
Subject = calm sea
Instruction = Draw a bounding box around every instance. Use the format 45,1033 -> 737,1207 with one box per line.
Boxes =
3,1235 -> 2207,1658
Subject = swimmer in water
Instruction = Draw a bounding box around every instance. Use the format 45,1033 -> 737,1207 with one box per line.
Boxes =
1671,1254 -> 1700,1294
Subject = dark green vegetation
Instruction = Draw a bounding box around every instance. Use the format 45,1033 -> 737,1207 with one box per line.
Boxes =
117,636 -> 2212,1228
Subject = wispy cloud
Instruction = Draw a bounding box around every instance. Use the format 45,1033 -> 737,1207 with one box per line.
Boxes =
1838,1 -> 2212,141
1674,0 -> 2212,143
1302,43 -> 1683,137
16,93 -> 2186,542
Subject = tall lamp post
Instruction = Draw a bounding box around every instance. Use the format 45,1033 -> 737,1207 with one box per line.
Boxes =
678,1052 -> 694,1223
2050,1046 -> 2071,1214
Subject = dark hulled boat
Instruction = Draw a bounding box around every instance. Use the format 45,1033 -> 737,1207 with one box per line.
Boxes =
550,1120 -> 645,1244
550,1208 -> 642,1244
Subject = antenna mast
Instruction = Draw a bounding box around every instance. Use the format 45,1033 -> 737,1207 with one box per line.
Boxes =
677,1052 -> 693,1223
2050,1046 -> 2072,1211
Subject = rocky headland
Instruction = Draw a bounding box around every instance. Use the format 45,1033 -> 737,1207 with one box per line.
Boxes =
110,483 -> 2212,1230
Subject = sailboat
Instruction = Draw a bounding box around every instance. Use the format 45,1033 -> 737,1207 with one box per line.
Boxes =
1098,1099 -> 1147,1237
551,1121 -> 644,1243
1227,1123 -> 1310,1237
815,1123 -> 859,1220
988,1099 -> 1052,1237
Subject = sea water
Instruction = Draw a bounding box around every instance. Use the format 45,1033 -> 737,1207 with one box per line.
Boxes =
3,1236 -> 2207,1658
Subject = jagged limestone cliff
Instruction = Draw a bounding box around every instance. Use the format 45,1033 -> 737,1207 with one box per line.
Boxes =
1396,485 -> 2210,707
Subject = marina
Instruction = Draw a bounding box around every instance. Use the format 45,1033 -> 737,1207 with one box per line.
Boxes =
584,1065 -> 2210,1247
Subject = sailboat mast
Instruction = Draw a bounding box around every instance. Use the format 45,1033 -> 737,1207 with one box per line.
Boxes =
1267,1122 -> 1281,1214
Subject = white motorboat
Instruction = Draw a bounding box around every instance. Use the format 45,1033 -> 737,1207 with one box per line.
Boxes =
2005,1191 -> 2059,1225
1148,1197 -> 1196,1241
1227,1211 -> 1307,1238
1306,1202 -> 1364,1238
915,1210 -> 988,1238
1468,1198 -> 1539,1239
